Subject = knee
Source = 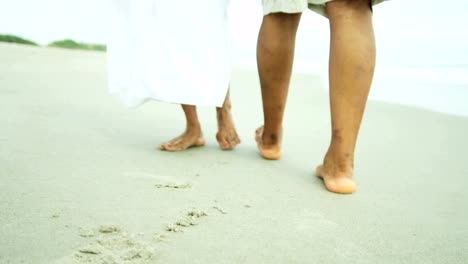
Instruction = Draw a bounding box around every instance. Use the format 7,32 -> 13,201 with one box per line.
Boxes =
326,0 -> 372,17
266,12 -> 301,20
263,12 -> 301,29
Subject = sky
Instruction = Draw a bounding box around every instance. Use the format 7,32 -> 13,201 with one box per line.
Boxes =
1,0 -> 467,68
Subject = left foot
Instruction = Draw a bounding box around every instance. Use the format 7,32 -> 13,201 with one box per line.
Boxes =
216,107 -> 240,150
315,149 -> 356,194
255,126 -> 282,160
159,127 -> 205,151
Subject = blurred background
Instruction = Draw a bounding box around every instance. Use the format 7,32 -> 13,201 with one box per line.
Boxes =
1,0 -> 467,116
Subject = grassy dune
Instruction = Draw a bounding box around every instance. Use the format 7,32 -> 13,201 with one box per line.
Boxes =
0,34 -> 38,46
0,34 -> 106,52
48,39 -> 106,52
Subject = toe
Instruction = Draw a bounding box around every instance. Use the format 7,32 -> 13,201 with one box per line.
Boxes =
229,134 -> 240,147
222,142 -> 231,149
216,130 -> 239,150
220,140 -> 232,150
164,139 -> 189,151
159,142 -> 173,151
163,143 -> 177,151
231,138 -> 239,147
228,140 -> 238,149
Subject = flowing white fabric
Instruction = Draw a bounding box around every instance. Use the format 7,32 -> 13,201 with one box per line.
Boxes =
107,0 -> 231,107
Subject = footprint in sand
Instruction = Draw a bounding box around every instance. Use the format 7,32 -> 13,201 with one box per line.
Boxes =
155,181 -> 192,189
55,225 -> 156,264
165,210 -> 208,233
124,171 -> 193,190
98,224 -> 121,234
212,206 -> 228,215
78,228 -> 95,238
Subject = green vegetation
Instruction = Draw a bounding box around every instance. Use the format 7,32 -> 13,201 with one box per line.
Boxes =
0,34 -> 38,46
0,34 -> 106,52
48,39 -> 106,52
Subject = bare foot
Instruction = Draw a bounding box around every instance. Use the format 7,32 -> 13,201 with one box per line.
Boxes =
315,153 -> 356,194
159,130 -> 205,151
255,126 -> 281,160
216,107 -> 240,150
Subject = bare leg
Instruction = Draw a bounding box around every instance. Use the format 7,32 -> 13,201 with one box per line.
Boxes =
159,104 -> 205,151
316,0 -> 376,194
255,13 -> 302,160
216,89 -> 241,150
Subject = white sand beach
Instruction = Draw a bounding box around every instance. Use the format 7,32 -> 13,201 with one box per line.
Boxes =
1,43 -> 467,264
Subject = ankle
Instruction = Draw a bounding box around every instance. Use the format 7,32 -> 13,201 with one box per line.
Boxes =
216,107 -> 231,118
186,122 -> 201,133
262,130 -> 281,146
324,145 -> 354,172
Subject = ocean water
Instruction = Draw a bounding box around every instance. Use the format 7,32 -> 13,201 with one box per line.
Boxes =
287,60 -> 468,117
369,39 -> 468,117
371,65 -> 468,117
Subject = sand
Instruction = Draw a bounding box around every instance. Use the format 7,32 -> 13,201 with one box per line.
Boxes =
0,43 -> 467,264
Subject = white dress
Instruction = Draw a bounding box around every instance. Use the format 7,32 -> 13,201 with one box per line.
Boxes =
107,0 -> 231,107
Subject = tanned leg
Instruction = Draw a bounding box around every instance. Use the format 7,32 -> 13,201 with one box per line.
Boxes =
316,0 -> 376,194
255,12 -> 302,160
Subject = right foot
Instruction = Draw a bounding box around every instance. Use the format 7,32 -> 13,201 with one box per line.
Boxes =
159,130 -> 205,151
315,165 -> 356,194
255,126 -> 282,160
216,107 -> 241,150
315,148 -> 356,194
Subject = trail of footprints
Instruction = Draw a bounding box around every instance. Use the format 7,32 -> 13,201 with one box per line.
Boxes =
57,176 -> 253,263
59,209 -> 209,264
57,178 -> 217,264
